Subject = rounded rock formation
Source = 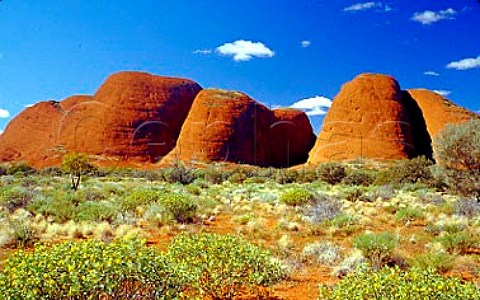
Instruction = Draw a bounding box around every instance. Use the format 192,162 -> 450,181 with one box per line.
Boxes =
406,89 -> 477,137
308,73 -> 416,164
0,71 -> 202,168
162,89 -> 315,167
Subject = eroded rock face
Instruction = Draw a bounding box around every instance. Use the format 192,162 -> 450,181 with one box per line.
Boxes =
0,71 -> 202,168
406,89 -> 477,137
308,74 -> 416,164
162,89 -> 316,167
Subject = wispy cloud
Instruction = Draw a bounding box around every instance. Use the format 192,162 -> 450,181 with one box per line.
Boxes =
446,55 -> 480,70
411,8 -> 457,25
193,49 -> 212,55
216,40 -> 275,62
24,104 -> 35,108
344,2 -> 377,11
300,40 -> 311,48
433,90 -> 451,97
290,96 -> 332,116
0,108 -> 10,118
424,71 -> 440,76
343,2 -> 390,12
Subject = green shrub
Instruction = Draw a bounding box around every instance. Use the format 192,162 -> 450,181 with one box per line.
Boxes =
166,233 -> 285,299
279,188 -> 314,206
433,119 -> 480,171
273,169 -> 298,184
163,163 -> 196,185
436,232 -> 477,254
395,207 -> 424,223
433,119 -> 480,198
0,238 -> 185,299
203,165 -> 228,184
28,194 -> 76,223
74,201 -> 119,222
409,252 -> 454,273
5,162 -> 36,176
317,163 -> 346,185
0,186 -> 36,212
374,156 -> 435,187
121,189 -> 159,211
7,218 -> 39,247
352,231 -> 398,268
158,193 -> 198,222
342,169 -> 375,186
318,266 -> 480,299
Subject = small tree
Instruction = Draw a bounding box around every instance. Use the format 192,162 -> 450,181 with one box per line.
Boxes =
433,119 -> 480,199
61,153 -> 95,191
433,119 -> 480,170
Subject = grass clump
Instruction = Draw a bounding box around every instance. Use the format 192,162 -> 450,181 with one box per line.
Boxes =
352,231 -> 398,268
279,187 -> 314,206
319,266 -> 480,299
395,207 -> 424,223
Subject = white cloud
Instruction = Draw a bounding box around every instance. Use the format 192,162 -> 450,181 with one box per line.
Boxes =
24,104 -> 35,108
290,96 -> 332,116
0,108 -> 10,118
433,90 -> 451,97
216,40 -> 275,62
446,55 -> 480,70
343,2 -> 392,13
300,40 -> 311,48
411,8 -> 457,25
424,71 -> 440,76
193,49 -> 212,55
344,2 -> 377,11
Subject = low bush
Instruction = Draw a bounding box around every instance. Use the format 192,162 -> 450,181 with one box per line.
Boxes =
301,242 -> 342,265
74,201 -> 119,222
0,186 -> 36,212
158,193 -> 198,223
436,232 -> 478,254
4,162 -> 36,176
121,189 -> 159,211
454,197 -> 480,218
342,169 -> 375,186
317,163 -> 346,185
28,194 -> 76,223
0,238 -> 185,299
409,252 -> 454,273
163,163 -> 196,185
352,231 -> 398,268
395,207 -> 424,223
319,266 -> 480,299
166,233 -> 285,299
279,187 -> 314,206
374,156 -> 435,187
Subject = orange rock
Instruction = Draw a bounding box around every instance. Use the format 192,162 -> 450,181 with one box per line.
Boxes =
162,89 -> 315,167
0,71 -> 202,168
406,89 -> 477,137
308,73 -> 415,164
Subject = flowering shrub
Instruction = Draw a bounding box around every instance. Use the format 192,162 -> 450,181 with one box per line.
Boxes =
319,266 -> 480,299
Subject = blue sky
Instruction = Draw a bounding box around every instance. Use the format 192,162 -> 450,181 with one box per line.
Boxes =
1,1 -> 479,133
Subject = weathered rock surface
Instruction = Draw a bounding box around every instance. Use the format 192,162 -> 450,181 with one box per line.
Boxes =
308,74 -> 416,164
406,89 -> 477,137
0,71 -> 202,168
162,89 -> 316,167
